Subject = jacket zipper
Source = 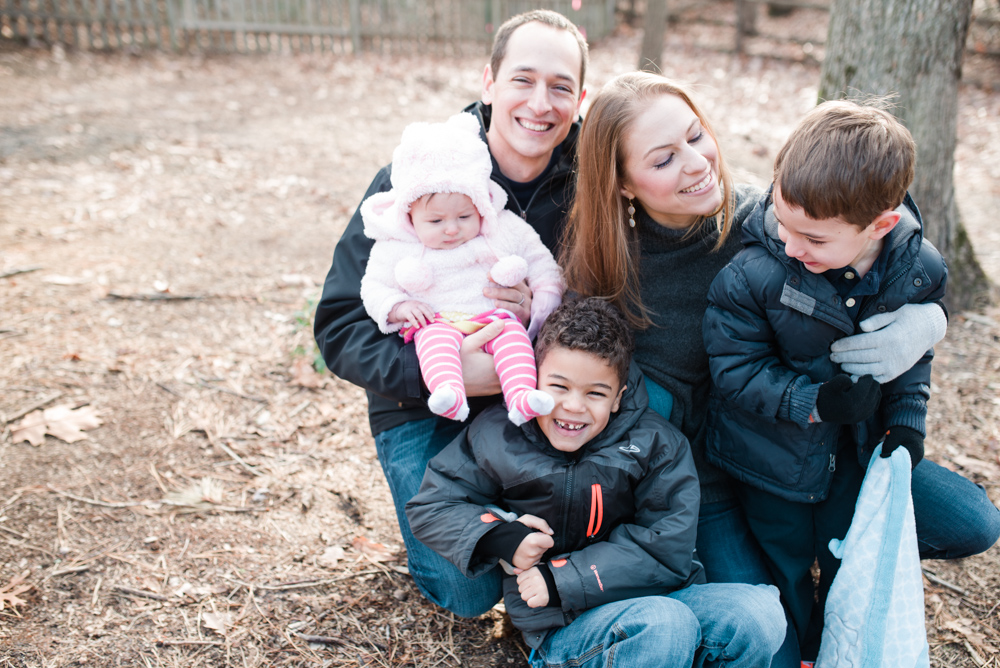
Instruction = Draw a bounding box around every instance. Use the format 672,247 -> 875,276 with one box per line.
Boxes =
560,461 -> 576,548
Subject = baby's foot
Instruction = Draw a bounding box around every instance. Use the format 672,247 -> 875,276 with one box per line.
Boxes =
507,389 -> 554,426
428,385 -> 469,422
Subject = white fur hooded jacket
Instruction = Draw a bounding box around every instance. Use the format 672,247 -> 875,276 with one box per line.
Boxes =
359,112 -> 565,336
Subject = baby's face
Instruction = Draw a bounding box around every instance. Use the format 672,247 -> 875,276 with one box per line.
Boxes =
410,193 -> 482,250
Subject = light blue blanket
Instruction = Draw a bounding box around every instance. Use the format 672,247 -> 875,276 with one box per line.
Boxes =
817,445 -> 929,668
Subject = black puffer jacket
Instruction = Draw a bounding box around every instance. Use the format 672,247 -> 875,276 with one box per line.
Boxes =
313,102 -> 580,436
405,363 -> 704,647
703,187 -> 947,503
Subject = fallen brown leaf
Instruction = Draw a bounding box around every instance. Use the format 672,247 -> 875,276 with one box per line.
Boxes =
0,571 -> 33,611
11,404 -> 103,446
202,611 -> 233,636
351,536 -> 397,562
291,356 -> 324,388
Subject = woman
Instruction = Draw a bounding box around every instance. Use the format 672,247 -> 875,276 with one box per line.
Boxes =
560,71 -> 1000,667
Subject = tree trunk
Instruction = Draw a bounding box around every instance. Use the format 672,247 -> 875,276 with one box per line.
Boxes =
819,0 -> 992,310
638,0 -> 669,72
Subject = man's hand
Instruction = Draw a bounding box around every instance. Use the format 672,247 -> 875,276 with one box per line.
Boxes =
517,567 -> 550,608
388,300 -> 436,328
485,278 -> 531,325
460,321 -> 505,396
830,303 -> 947,383
510,514 -> 555,571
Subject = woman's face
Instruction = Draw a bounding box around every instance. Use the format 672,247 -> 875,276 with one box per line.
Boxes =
618,93 -> 722,231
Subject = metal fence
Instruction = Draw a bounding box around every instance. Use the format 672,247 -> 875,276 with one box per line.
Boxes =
0,0 -> 617,53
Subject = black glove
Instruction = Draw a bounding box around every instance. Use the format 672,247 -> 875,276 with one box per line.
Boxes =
815,374 -> 881,424
881,426 -> 924,469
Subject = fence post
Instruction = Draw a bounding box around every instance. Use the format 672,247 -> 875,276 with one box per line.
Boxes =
348,0 -> 360,53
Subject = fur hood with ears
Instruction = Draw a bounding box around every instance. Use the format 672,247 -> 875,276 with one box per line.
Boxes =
360,112 -> 510,243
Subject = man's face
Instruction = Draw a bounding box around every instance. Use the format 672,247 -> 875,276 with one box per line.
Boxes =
535,347 -> 625,454
482,21 -> 584,182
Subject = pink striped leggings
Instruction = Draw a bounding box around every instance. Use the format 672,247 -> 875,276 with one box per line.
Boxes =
413,318 -> 540,422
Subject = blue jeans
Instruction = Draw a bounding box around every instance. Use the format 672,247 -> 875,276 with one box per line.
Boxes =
530,584 -> 784,668
697,457 -> 1000,664
374,417 -> 503,618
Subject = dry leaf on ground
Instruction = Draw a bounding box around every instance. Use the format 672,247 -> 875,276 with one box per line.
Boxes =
318,545 -> 346,568
0,571 -> 33,611
11,404 -> 103,446
291,356 -> 324,388
351,536 -> 397,562
202,611 -> 233,636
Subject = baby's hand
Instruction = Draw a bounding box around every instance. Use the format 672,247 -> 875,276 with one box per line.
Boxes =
511,514 -> 554,570
389,301 -> 436,328
517,567 -> 550,608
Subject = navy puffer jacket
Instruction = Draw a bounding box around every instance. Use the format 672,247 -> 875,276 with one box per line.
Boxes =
703,187 -> 947,503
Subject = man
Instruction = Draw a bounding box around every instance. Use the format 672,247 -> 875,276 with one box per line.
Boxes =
313,9 -> 587,617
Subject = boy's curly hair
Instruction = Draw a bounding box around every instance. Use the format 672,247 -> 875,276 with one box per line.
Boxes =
534,297 -> 635,386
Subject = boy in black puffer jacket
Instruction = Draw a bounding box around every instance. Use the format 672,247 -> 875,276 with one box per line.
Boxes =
406,297 -> 784,668
702,100 -> 948,665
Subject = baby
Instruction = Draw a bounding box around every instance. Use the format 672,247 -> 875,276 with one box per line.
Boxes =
359,113 -> 564,424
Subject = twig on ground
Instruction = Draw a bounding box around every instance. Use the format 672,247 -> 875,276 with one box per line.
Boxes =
196,380 -> 268,404
0,266 -> 42,279
154,639 -> 223,646
47,485 -> 143,508
218,440 -> 261,476
154,382 -> 185,398
4,391 -> 64,424
923,569 -> 967,596
222,569 -> 380,591
112,586 -> 169,602
293,632 -> 354,647
105,292 -> 208,301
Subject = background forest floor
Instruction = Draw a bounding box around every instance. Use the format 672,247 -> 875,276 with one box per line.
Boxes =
2,9 -> 1000,667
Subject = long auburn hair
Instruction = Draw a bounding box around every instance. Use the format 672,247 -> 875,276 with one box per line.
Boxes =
560,72 -> 735,329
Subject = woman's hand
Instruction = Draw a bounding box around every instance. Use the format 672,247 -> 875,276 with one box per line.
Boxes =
485,278 -> 532,325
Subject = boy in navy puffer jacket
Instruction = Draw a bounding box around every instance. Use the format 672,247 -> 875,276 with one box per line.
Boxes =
703,100 -> 947,664
407,298 -> 784,668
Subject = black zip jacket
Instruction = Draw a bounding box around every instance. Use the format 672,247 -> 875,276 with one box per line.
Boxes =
313,102 -> 581,435
405,364 -> 705,647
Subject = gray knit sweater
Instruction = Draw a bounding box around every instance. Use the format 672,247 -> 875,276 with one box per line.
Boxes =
633,183 -> 764,504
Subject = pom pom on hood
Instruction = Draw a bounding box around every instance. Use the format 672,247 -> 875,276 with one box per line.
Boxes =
360,112 -> 509,243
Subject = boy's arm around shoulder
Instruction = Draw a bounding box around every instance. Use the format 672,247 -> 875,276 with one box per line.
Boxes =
703,251 -> 815,422
549,413 -> 704,614
314,165 -> 424,403
404,418 -> 507,579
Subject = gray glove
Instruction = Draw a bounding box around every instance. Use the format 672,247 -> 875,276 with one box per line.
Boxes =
830,303 -> 946,383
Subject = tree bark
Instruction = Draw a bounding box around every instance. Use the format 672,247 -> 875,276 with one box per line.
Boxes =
819,0 -> 992,310
638,0 -> 669,72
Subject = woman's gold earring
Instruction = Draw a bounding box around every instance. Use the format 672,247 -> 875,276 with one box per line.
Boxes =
628,199 -> 636,228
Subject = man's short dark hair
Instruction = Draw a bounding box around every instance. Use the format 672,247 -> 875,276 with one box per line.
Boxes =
535,297 -> 634,386
490,9 -> 589,89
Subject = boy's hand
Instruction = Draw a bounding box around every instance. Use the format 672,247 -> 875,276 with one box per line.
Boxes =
511,515 -> 554,570
517,567 -> 550,608
881,426 -> 924,469
830,303 -> 947,383
815,374 -> 881,424
389,300 -> 436,328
